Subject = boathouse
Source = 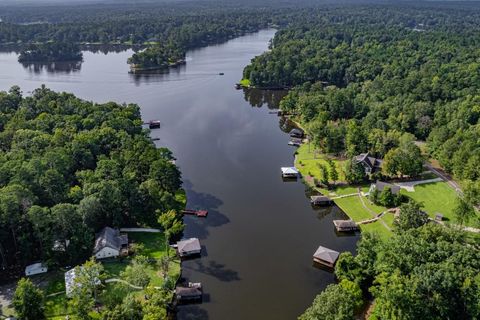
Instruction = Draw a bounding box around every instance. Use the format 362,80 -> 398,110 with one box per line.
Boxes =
289,128 -> 304,138
281,167 -> 299,178
175,286 -> 202,302
149,120 -> 161,129
313,245 -> 340,268
310,195 -> 332,206
176,238 -> 201,257
333,220 -> 359,232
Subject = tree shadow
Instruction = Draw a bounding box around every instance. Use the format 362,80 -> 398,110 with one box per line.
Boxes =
181,180 -> 230,240
183,260 -> 241,282
176,304 -> 210,320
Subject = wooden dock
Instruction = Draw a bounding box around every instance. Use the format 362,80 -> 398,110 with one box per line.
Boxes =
182,209 -> 208,217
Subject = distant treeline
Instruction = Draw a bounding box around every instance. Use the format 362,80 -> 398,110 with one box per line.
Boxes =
18,42 -> 82,62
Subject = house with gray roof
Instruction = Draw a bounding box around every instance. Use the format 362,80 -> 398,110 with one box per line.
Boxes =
93,227 -> 128,259
369,181 -> 401,195
354,152 -> 383,175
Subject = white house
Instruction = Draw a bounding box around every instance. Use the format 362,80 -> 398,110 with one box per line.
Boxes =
25,263 -> 48,276
93,227 -> 128,259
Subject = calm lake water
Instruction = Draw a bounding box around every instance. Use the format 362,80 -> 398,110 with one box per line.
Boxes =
0,29 -> 359,320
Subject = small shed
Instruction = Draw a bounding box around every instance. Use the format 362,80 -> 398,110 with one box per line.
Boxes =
313,246 -> 339,268
435,213 -> 444,222
289,128 -> 304,138
281,167 -> 299,178
310,195 -> 332,206
333,220 -> 359,232
25,263 -> 48,276
176,238 -> 201,257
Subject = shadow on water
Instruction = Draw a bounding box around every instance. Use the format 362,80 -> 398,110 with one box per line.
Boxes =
175,305 -> 210,320
242,88 -> 288,109
21,60 -> 83,74
181,180 -> 230,240
183,260 -> 241,283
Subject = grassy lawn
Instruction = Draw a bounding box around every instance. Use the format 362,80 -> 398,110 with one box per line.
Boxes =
359,221 -> 392,240
401,181 -> 458,222
335,196 -> 374,222
295,144 -> 347,183
128,232 -> 174,259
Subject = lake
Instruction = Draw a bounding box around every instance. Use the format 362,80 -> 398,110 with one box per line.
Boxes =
0,29 -> 359,320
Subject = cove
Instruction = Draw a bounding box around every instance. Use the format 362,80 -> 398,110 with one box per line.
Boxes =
0,29 -> 359,320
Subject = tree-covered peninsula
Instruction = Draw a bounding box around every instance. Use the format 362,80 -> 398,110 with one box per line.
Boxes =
18,42 -> 83,62
0,86 -> 183,270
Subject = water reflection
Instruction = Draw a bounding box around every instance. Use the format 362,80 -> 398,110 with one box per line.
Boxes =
242,88 -> 287,109
20,60 -> 82,74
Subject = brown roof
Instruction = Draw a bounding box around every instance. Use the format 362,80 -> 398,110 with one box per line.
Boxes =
313,246 -> 339,264
333,220 -> 358,228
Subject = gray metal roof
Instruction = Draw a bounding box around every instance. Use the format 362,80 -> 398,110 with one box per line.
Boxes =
177,238 -> 201,253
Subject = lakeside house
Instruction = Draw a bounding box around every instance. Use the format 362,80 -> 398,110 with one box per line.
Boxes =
176,238 -> 201,257
281,167 -> 299,178
289,128 -> 304,138
333,220 -> 359,232
310,195 -> 333,206
93,227 -> 128,260
25,262 -> 48,276
369,181 -> 401,195
313,245 -> 340,268
354,152 -> 383,175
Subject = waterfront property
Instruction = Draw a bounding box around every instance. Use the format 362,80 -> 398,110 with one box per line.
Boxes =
312,246 -> 340,268
176,238 -> 201,257
369,181 -> 401,195
310,195 -> 332,206
281,167 -> 299,178
354,152 -> 383,175
25,262 -> 48,276
333,220 -> 359,232
94,227 -> 128,260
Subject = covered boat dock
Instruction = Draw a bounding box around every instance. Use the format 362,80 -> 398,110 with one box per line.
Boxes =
312,245 -> 340,268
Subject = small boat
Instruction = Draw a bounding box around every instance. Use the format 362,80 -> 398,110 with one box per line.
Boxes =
235,83 -> 242,89
219,72 -> 224,75
288,141 -> 301,147
149,120 -> 161,129
151,137 -> 160,141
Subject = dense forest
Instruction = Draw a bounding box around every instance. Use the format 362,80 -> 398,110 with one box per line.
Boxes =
0,86 -> 183,275
18,42 -> 83,62
243,4 -> 480,196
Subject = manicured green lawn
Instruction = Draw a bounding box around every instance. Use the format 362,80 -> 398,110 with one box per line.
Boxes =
128,232 -> 173,259
401,181 -> 458,222
295,144 -> 347,183
335,196 -> 375,222
359,221 -> 393,240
